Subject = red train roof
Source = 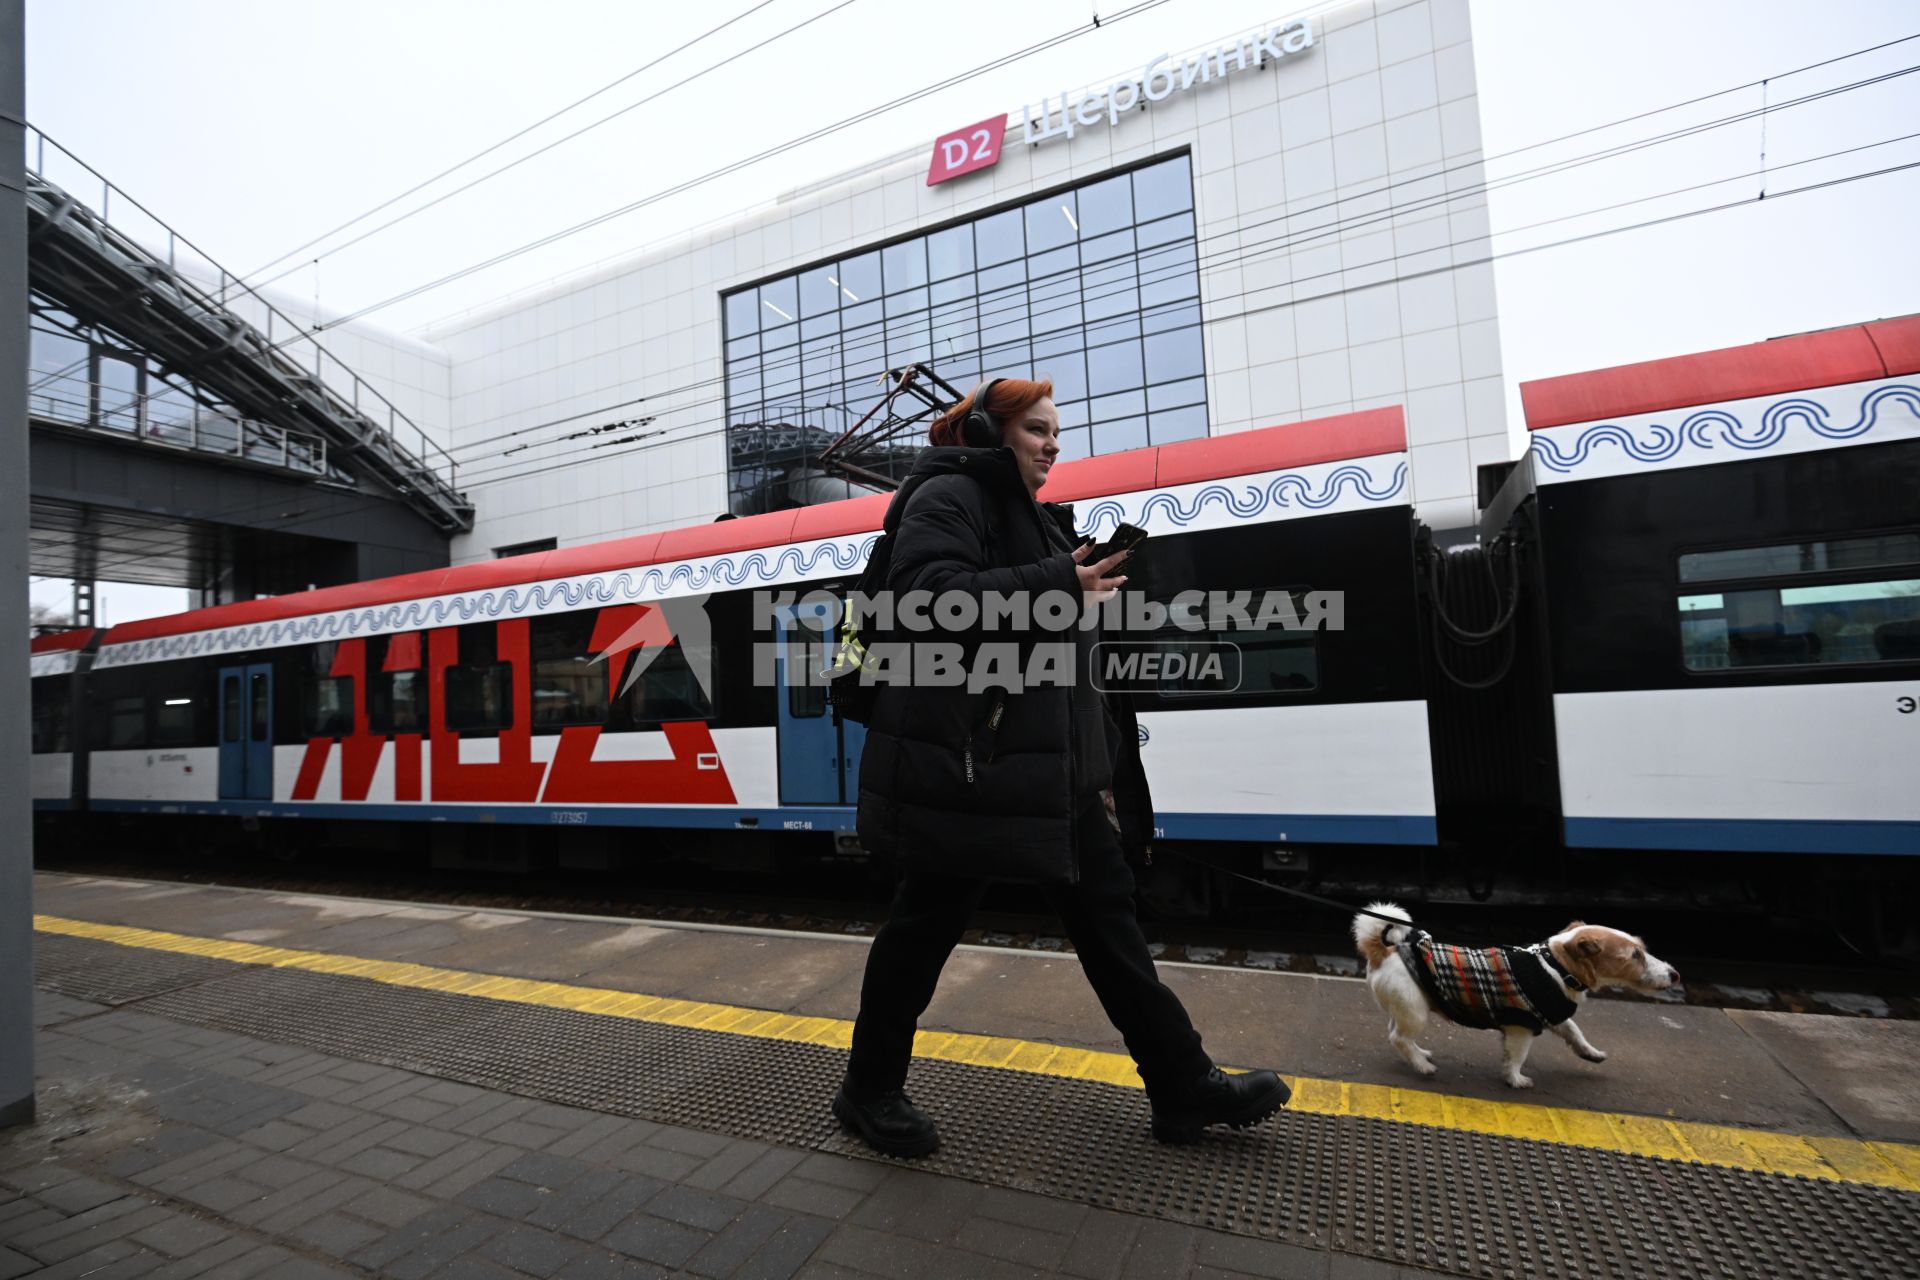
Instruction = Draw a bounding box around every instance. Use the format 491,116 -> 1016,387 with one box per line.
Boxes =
99,405 -> 1407,647
30,628 -> 95,654
1520,314 -> 1920,430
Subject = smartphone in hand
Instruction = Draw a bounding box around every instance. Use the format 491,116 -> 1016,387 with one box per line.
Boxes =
1083,521 -> 1149,564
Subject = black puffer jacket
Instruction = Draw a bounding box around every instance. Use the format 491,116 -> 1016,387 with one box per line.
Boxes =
855,445 -> 1155,882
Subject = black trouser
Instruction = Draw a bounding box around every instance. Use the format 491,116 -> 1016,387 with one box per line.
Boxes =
846,796 -> 1211,1100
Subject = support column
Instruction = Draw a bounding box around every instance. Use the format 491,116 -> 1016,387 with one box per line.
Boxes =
0,0 -> 33,1128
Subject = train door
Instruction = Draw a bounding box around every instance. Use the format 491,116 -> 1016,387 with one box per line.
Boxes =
217,662 -> 274,801
772,600 -> 863,805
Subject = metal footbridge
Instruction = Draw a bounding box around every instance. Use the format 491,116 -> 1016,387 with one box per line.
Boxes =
24,128 -> 472,534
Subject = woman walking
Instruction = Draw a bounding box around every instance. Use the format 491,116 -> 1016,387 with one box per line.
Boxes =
833,376 -> 1291,1157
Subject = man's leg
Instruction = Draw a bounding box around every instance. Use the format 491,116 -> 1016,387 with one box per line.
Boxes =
845,870 -> 989,1096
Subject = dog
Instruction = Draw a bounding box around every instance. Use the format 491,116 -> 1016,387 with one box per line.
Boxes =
1352,903 -> 1680,1089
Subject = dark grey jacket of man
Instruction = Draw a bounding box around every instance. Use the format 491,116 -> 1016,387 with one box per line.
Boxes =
854,445 -> 1156,884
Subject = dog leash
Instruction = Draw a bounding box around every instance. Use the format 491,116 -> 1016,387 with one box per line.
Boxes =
1156,849 -> 1508,947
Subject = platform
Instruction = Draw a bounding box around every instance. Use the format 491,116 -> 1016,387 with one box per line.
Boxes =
6,873 -> 1919,1279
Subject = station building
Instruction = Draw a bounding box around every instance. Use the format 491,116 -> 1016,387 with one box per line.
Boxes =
347,0 -> 1503,563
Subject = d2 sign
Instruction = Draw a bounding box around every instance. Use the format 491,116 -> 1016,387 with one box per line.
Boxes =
927,114 -> 1008,186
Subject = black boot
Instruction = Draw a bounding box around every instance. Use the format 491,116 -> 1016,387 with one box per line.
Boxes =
832,1083 -> 939,1158
1149,1066 -> 1291,1144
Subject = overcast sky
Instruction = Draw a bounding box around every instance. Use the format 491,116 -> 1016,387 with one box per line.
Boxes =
25,0 -> 1920,624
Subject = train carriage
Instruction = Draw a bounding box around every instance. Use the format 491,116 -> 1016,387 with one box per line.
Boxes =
46,407 -> 1435,863
1482,315 -> 1920,858
28,627 -> 92,811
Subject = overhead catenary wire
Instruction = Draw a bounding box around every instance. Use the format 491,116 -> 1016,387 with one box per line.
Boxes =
169,24 -> 1918,464
238,0 -> 790,286
308,0 -> 1182,331
443,125 -> 1920,488
245,0 -> 866,296
431,47 -> 1920,471
439,156 -> 1920,493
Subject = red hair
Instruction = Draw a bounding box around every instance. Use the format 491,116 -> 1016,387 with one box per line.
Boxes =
927,377 -> 1054,447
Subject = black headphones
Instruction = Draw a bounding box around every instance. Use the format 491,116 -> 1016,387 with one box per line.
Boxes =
960,377 -> 1008,449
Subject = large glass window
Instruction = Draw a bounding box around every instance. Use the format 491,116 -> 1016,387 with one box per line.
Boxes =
722,154 -> 1207,514
1677,532 -> 1920,669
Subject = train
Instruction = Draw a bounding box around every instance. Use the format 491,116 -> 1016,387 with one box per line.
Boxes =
28,316 -> 1920,940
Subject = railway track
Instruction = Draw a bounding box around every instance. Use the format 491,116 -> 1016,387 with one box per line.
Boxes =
35,845 -> 1920,1022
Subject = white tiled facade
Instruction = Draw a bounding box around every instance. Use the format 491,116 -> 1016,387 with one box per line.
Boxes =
340,0 -> 1504,563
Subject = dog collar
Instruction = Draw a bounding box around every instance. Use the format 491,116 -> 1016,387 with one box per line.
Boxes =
1533,944 -> 1588,993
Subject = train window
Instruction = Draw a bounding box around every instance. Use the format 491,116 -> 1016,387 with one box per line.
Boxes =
250,672 -> 270,740
785,613 -> 828,719
1679,533 -> 1920,583
1680,579 -> 1920,670
154,693 -> 198,746
446,663 -> 512,733
615,638 -> 715,726
222,676 -> 242,741
1151,590 -> 1320,698
31,681 -> 69,753
532,656 -> 609,728
369,671 -> 426,734
105,695 -> 145,748
304,677 -> 355,737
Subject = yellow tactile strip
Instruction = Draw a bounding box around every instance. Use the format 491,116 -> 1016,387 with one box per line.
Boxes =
35,913 -> 1920,1194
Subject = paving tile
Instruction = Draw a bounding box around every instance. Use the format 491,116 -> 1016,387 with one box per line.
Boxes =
478,1224 -> 591,1278
553,1251 -> 672,1279
602,1216 -> 710,1270
1326,1255 -> 1396,1280
339,1145 -> 425,1181
846,1169 -> 985,1244
147,1235 -> 259,1279
287,1210 -> 387,1258
1199,1232 -> 1330,1279
719,1149 -> 807,1202
32,1174 -> 124,1216
733,1214 -> 835,1280
129,1211 -> 232,1258
385,1126 -> 467,1160
683,1203 -> 789,1278
554,1176 -> 665,1243
547,1115 -> 639,1162
792,1154 -> 887,1194
760,1176 -> 867,1221
1121,1220 -> 1198,1280
611,1145 -> 702,1183
642,1185 -> 746,1233
492,1120 -> 571,1149
815,1224 -> 981,1280
974,1185 -> 1088,1235
952,1215 -> 1071,1269
455,1174 -> 554,1221
0,1244 -> 35,1280
21,1241 -> 142,1280
341,1185 -> 438,1229
647,1127 -> 731,1159
1060,1208 -> 1144,1279
180,1176 -> 268,1216
502,1152 -> 596,1191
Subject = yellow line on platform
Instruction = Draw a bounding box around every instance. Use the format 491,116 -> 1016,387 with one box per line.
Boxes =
36,912 -> 1920,1194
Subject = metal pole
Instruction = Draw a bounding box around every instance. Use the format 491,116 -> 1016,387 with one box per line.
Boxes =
0,0 -> 35,1129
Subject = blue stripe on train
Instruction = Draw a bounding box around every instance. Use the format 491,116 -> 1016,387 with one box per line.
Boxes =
81,800 -> 1437,845
1565,816 -> 1920,855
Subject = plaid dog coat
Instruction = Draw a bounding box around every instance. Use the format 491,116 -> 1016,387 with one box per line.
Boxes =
1397,930 -> 1582,1035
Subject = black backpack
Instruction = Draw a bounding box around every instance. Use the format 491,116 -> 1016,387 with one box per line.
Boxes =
826,471 -> 993,726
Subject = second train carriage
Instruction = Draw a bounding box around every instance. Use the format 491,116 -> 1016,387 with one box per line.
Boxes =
1480,315 -> 1920,861
37,407 -> 1436,860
